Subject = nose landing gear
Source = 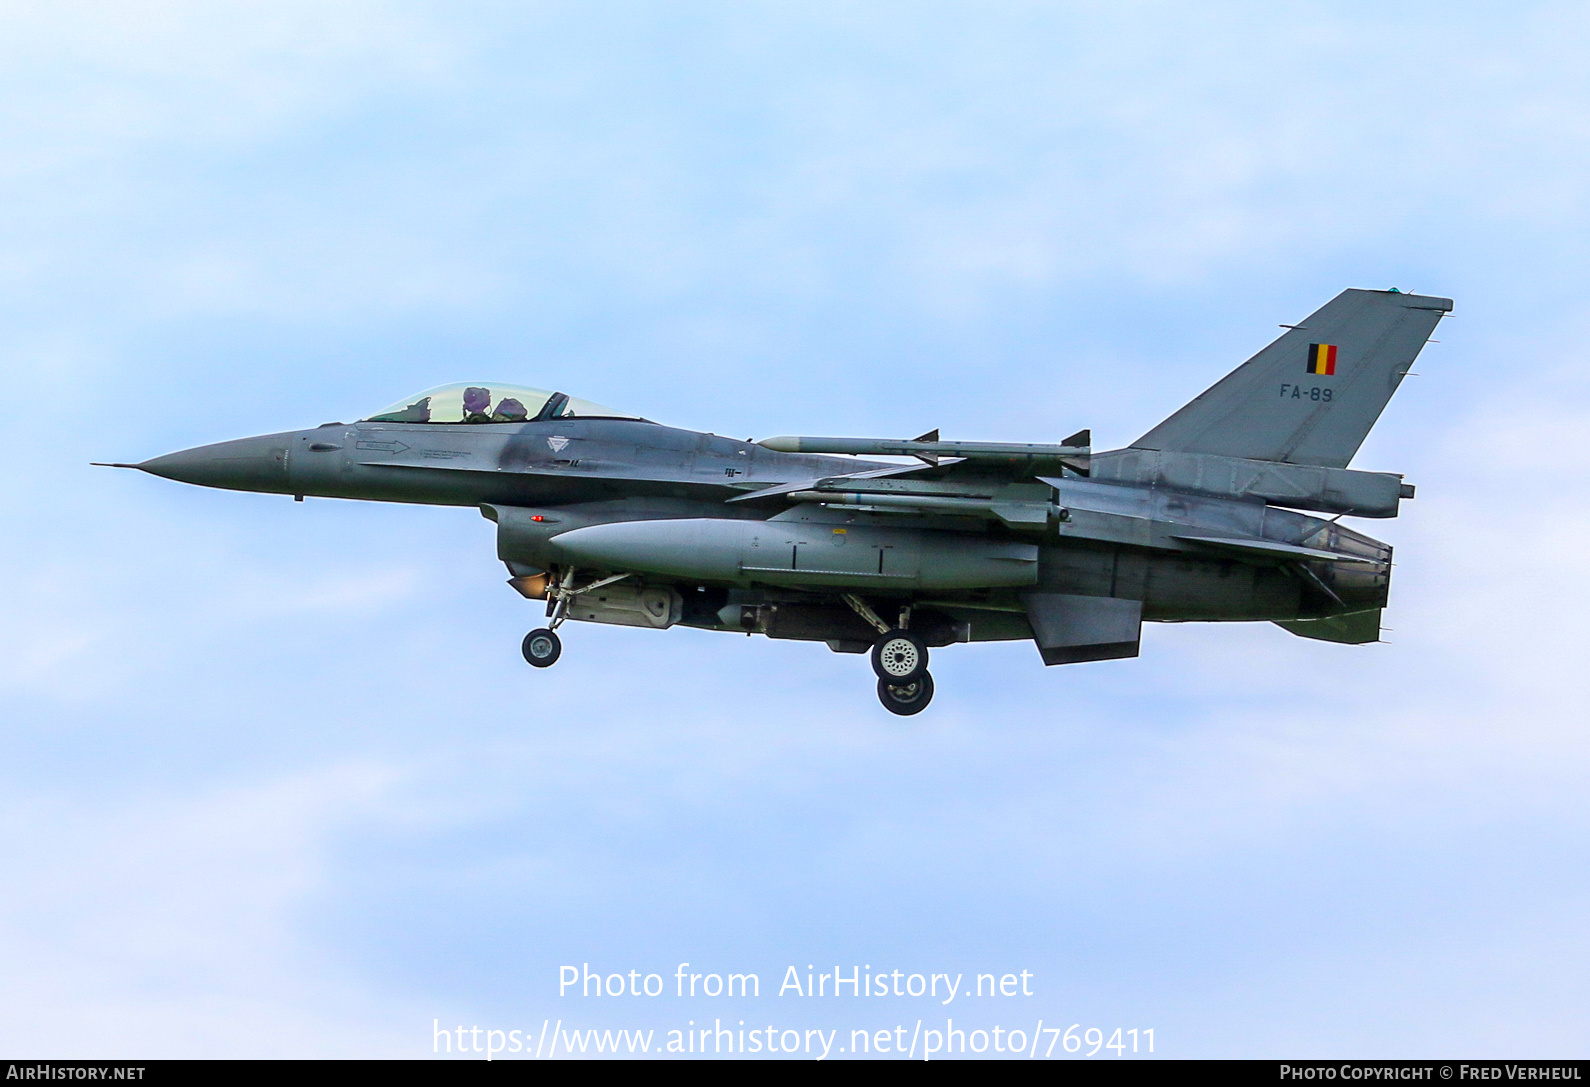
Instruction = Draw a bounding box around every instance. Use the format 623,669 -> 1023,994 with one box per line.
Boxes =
519,567 -> 638,670
522,567 -> 574,668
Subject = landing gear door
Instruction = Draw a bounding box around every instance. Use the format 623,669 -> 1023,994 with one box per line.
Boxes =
1020,593 -> 1142,665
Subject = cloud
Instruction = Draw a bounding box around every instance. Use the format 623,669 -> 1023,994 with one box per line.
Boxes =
0,763 -> 422,1057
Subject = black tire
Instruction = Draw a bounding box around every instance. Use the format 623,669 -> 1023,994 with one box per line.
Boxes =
870,630 -> 928,683
877,672 -> 934,716
522,628 -> 562,668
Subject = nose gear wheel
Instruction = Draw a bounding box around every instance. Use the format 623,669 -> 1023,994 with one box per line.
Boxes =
522,628 -> 562,667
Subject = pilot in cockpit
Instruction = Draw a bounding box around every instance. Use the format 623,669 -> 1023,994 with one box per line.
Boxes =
462,386 -> 493,423
363,384 -> 643,425
491,397 -> 528,422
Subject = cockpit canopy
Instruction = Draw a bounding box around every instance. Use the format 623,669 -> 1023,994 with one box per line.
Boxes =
362,383 -> 643,425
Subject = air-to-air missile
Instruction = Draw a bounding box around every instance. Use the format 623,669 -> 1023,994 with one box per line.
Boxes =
102,288 -> 1448,714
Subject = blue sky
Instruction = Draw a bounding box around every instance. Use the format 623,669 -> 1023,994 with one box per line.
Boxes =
2,1 -> 1588,1058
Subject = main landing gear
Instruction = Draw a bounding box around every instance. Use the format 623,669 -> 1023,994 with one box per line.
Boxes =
873,631 -> 933,714
845,594 -> 936,715
871,628 -> 934,714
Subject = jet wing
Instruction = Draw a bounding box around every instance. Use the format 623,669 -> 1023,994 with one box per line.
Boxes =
727,456 -> 1089,509
724,462 -> 931,504
731,463 -> 1057,531
751,429 -> 1092,484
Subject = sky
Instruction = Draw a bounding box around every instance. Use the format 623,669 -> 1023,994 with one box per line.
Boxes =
2,0 -> 1588,1060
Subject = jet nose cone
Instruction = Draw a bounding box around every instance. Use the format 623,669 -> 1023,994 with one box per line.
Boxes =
138,434 -> 292,493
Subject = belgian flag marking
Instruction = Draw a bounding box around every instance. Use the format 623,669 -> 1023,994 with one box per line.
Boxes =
1306,343 -> 1338,376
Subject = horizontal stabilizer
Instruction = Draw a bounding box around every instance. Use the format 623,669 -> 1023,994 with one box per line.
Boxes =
1021,592 -> 1142,665
1134,288 -> 1450,468
1088,449 -> 1408,518
1274,609 -> 1382,644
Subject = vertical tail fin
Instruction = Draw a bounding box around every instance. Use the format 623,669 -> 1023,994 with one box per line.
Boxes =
1132,289 -> 1451,468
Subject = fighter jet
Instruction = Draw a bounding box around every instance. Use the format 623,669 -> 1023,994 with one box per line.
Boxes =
102,288 -> 1448,714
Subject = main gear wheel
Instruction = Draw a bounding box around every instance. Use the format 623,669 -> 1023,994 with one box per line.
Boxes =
871,630 -> 928,683
877,673 -> 934,715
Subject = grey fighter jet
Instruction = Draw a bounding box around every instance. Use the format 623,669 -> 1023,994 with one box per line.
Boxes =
103,288 -> 1448,714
